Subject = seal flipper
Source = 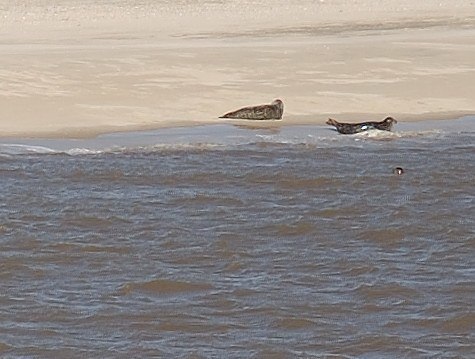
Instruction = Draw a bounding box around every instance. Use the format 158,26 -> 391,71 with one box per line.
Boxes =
326,118 -> 358,134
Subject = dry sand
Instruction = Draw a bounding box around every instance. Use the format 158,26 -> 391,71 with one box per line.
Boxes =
1,0 -> 474,138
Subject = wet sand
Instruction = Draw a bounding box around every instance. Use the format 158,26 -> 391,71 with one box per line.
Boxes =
1,0 -> 475,138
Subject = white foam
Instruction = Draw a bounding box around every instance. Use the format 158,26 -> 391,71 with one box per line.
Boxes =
0,144 -> 57,156
65,148 -> 103,156
354,129 -> 399,139
350,128 -> 445,142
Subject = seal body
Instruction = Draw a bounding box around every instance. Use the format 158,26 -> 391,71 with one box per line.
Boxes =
219,99 -> 284,120
326,117 -> 397,134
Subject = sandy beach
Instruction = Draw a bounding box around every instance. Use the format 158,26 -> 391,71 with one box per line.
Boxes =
1,0 -> 474,138
2,4 -> 475,357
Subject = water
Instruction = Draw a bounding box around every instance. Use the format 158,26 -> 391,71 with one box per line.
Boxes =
1,118 -> 474,358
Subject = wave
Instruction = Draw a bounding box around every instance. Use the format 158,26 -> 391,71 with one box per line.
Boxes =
117,279 -> 213,296
0,144 -> 103,157
353,128 -> 443,140
0,144 -> 58,156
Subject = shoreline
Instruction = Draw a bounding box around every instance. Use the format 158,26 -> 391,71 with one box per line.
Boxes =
1,1 -> 475,139
1,116 -> 473,157
1,112 -> 473,141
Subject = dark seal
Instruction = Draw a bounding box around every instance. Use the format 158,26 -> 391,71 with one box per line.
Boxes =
326,116 -> 397,134
219,99 -> 284,120
393,167 -> 404,175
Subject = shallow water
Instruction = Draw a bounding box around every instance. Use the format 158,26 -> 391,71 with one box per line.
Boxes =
1,118 -> 474,358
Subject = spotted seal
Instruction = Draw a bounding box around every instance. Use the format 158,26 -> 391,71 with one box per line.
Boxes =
219,99 -> 284,120
326,116 -> 397,134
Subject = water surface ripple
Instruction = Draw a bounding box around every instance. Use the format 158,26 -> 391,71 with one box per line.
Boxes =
1,123 -> 474,358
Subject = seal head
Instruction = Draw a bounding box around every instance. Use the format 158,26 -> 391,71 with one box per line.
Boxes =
393,167 -> 404,175
375,117 -> 397,131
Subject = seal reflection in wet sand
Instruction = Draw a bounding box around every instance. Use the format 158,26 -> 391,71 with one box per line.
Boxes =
326,117 -> 397,134
219,99 -> 284,120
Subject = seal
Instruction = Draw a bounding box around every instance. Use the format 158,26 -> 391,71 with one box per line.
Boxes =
393,167 -> 404,175
219,99 -> 284,120
326,116 -> 397,134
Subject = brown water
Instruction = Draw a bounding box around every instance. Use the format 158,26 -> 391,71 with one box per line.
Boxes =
1,118 -> 474,358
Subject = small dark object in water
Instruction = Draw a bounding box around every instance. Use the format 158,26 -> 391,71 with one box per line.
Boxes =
393,167 -> 404,175
219,99 -> 284,120
326,116 -> 397,134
